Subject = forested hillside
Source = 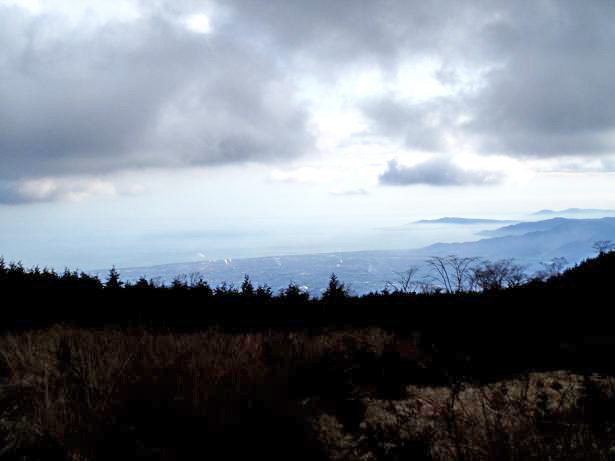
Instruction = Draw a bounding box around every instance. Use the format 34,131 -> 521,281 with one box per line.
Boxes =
2,250 -> 615,460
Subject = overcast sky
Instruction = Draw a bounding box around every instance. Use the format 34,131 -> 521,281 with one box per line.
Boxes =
1,0 -> 614,269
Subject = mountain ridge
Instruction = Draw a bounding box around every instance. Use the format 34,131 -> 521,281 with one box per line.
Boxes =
532,208 -> 615,216
91,217 -> 615,296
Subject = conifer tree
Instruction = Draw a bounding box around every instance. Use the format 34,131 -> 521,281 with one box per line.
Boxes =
105,266 -> 123,289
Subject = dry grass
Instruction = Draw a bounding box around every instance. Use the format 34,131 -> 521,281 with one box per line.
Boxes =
0,326 -> 395,460
2,326 -> 615,460
315,372 -> 615,460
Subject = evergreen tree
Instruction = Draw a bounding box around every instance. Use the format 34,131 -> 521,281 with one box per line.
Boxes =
322,273 -> 350,301
105,266 -> 123,289
241,275 -> 254,296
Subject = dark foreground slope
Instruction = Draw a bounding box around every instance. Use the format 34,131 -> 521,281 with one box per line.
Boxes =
1,253 -> 615,460
5,327 -> 615,461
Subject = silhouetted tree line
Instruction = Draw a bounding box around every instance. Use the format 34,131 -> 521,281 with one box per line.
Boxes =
1,244 -> 614,379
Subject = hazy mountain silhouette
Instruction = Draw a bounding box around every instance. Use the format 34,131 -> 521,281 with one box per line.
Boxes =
424,217 -> 615,264
532,208 -> 615,217
413,217 -> 516,224
477,217 -> 572,237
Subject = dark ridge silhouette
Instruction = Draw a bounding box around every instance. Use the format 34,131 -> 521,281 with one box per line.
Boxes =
1,249 -> 614,374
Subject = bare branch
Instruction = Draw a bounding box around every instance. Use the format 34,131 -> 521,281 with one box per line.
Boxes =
384,267 -> 420,293
593,240 -> 615,255
425,255 -> 481,293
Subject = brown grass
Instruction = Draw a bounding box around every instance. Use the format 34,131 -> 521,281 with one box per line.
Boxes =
316,372 -> 615,460
0,326 -> 394,460
1,326 -> 615,460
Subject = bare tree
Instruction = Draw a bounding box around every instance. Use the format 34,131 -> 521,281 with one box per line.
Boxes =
471,259 -> 528,291
425,256 -> 454,292
385,267 -> 420,293
505,261 -> 528,287
593,240 -> 615,255
534,256 -> 568,281
472,260 -> 504,291
416,280 -> 435,294
449,255 -> 481,292
425,255 -> 480,293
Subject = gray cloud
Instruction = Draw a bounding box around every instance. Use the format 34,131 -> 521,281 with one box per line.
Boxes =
0,5 -> 313,183
3,0 -> 615,204
463,1 -> 615,157
361,96 -> 457,152
379,158 -> 502,186
304,0 -> 615,159
221,0 -> 470,71
534,156 -> 615,173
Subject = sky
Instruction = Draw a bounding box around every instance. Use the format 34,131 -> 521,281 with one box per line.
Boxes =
1,0 -> 615,269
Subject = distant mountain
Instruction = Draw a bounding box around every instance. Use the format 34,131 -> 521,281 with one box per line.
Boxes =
532,208 -> 615,217
532,209 -> 555,215
93,217 -> 615,296
414,217 -> 516,225
478,218 -> 570,237
422,217 -> 615,265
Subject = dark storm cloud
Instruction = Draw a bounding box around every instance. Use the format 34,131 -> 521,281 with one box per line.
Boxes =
0,5 -> 313,182
379,158 -> 501,187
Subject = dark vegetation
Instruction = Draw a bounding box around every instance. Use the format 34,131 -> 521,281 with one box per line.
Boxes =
1,245 -> 615,460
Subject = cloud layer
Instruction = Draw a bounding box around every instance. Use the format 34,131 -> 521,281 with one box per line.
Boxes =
0,4 -> 313,182
358,1 -> 615,158
0,177 -> 119,204
2,0 -> 615,203
379,158 -> 501,187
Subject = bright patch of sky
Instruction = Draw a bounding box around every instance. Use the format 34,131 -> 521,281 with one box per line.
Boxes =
184,13 -> 212,34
